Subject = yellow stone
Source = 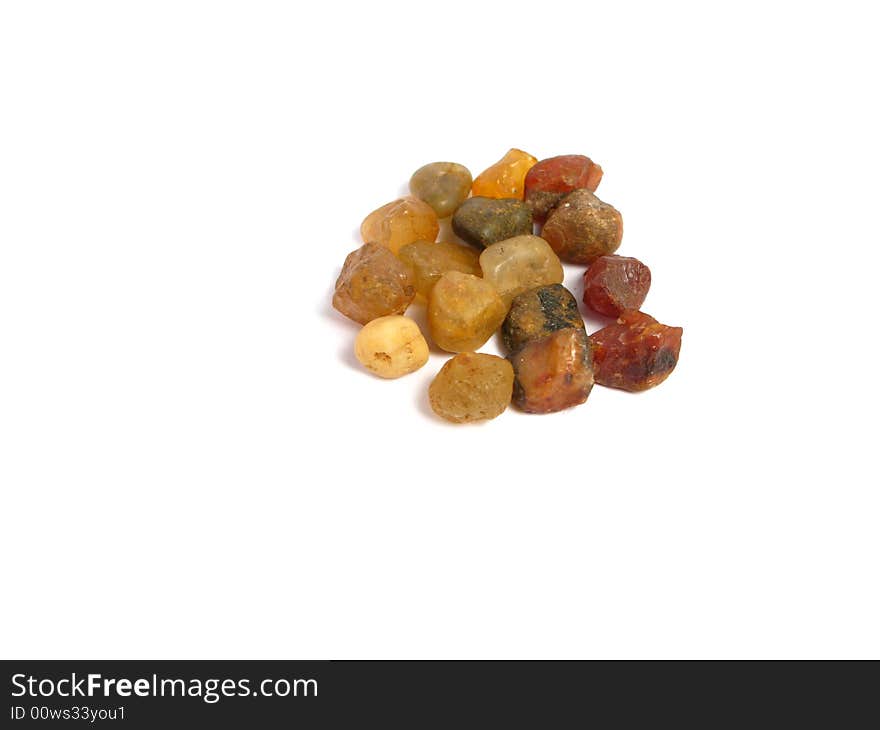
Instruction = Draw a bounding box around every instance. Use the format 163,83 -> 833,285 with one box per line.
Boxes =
360,196 -> 439,254
429,352 -> 514,423
398,240 -> 482,299
479,235 -> 564,304
471,148 -> 538,200
427,271 -> 507,352
354,315 -> 429,379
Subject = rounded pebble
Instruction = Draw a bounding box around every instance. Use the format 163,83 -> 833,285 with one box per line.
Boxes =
354,315 -> 429,379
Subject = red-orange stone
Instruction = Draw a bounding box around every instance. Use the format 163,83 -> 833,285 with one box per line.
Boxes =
509,328 -> 594,413
589,310 -> 682,392
524,154 -> 603,222
582,255 -> 651,317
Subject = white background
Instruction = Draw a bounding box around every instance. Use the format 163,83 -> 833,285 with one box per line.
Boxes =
1,1 -> 878,659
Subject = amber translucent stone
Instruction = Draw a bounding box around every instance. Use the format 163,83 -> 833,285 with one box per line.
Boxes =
397,240 -> 482,299
360,196 -> 440,254
589,310 -> 683,392
427,271 -> 507,352
471,148 -> 538,199
509,328 -> 593,414
541,189 -> 622,264
409,162 -> 472,218
429,352 -> 514,423
332,243 -> 416,325
524,154 -> 604,222
451,197 -> 533,249
479,235 -> 564,305
354,315 -> 429,379
502,284 -> 585,353
582,255 -> 651,317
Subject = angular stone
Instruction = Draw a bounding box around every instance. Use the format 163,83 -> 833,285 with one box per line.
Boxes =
354,315 -> 429,379
397,240 -> 482,299
479,235 -> 564,305
582,255 -> 651,317
429,352 -> 514,423
452,196 -> 533,249
524,154 -> 604,222
501,283 -> 585,353
332,243 -> 416,325
409,162 -> 472,218
541,189 -> 622,264
471,148 -> 538,199
509,328 -> 593,413
589,310 -> 683,392
427,271 -> 507,352
360,196 -> 439,254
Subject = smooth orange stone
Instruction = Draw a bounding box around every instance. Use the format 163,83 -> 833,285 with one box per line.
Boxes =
360,196 -> 439,254
471,148 -> 538,200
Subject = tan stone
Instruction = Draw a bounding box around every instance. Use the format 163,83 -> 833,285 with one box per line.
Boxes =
429,353 -> 514,423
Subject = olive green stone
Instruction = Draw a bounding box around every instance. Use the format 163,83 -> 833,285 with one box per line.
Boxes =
451,196 -> 533,249
409,162 -> 472,218
501,283 -> 585,353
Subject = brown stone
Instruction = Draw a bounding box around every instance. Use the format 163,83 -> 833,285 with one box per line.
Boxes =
541,189 -> 622,264
332,243 -> 416,325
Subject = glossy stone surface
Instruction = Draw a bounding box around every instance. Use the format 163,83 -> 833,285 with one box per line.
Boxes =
451,196 -> 533,249
471,148 -> 538,199
479,235 -> 564,305
509,328 -> 593,414
397,240 -> 482,299
429,352 -> 514,423
501,284 -> 585,353
332,243 -> 416,325
409,162 -> 472,218
589,310 -> 683,392
354,315 -> 429,379
582,255 -> 651,317
541,189 -> 622,264
360,196 -> 440,254
524,154 -> 604,222
427,271 -> 507,352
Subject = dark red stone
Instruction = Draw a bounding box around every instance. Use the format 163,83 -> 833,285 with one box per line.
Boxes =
582,255 -> 651,317
589,310 -> 682,392
524,154 -> 603,222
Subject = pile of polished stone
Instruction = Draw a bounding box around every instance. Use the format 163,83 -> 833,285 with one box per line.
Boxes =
332,150 -> 682,423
